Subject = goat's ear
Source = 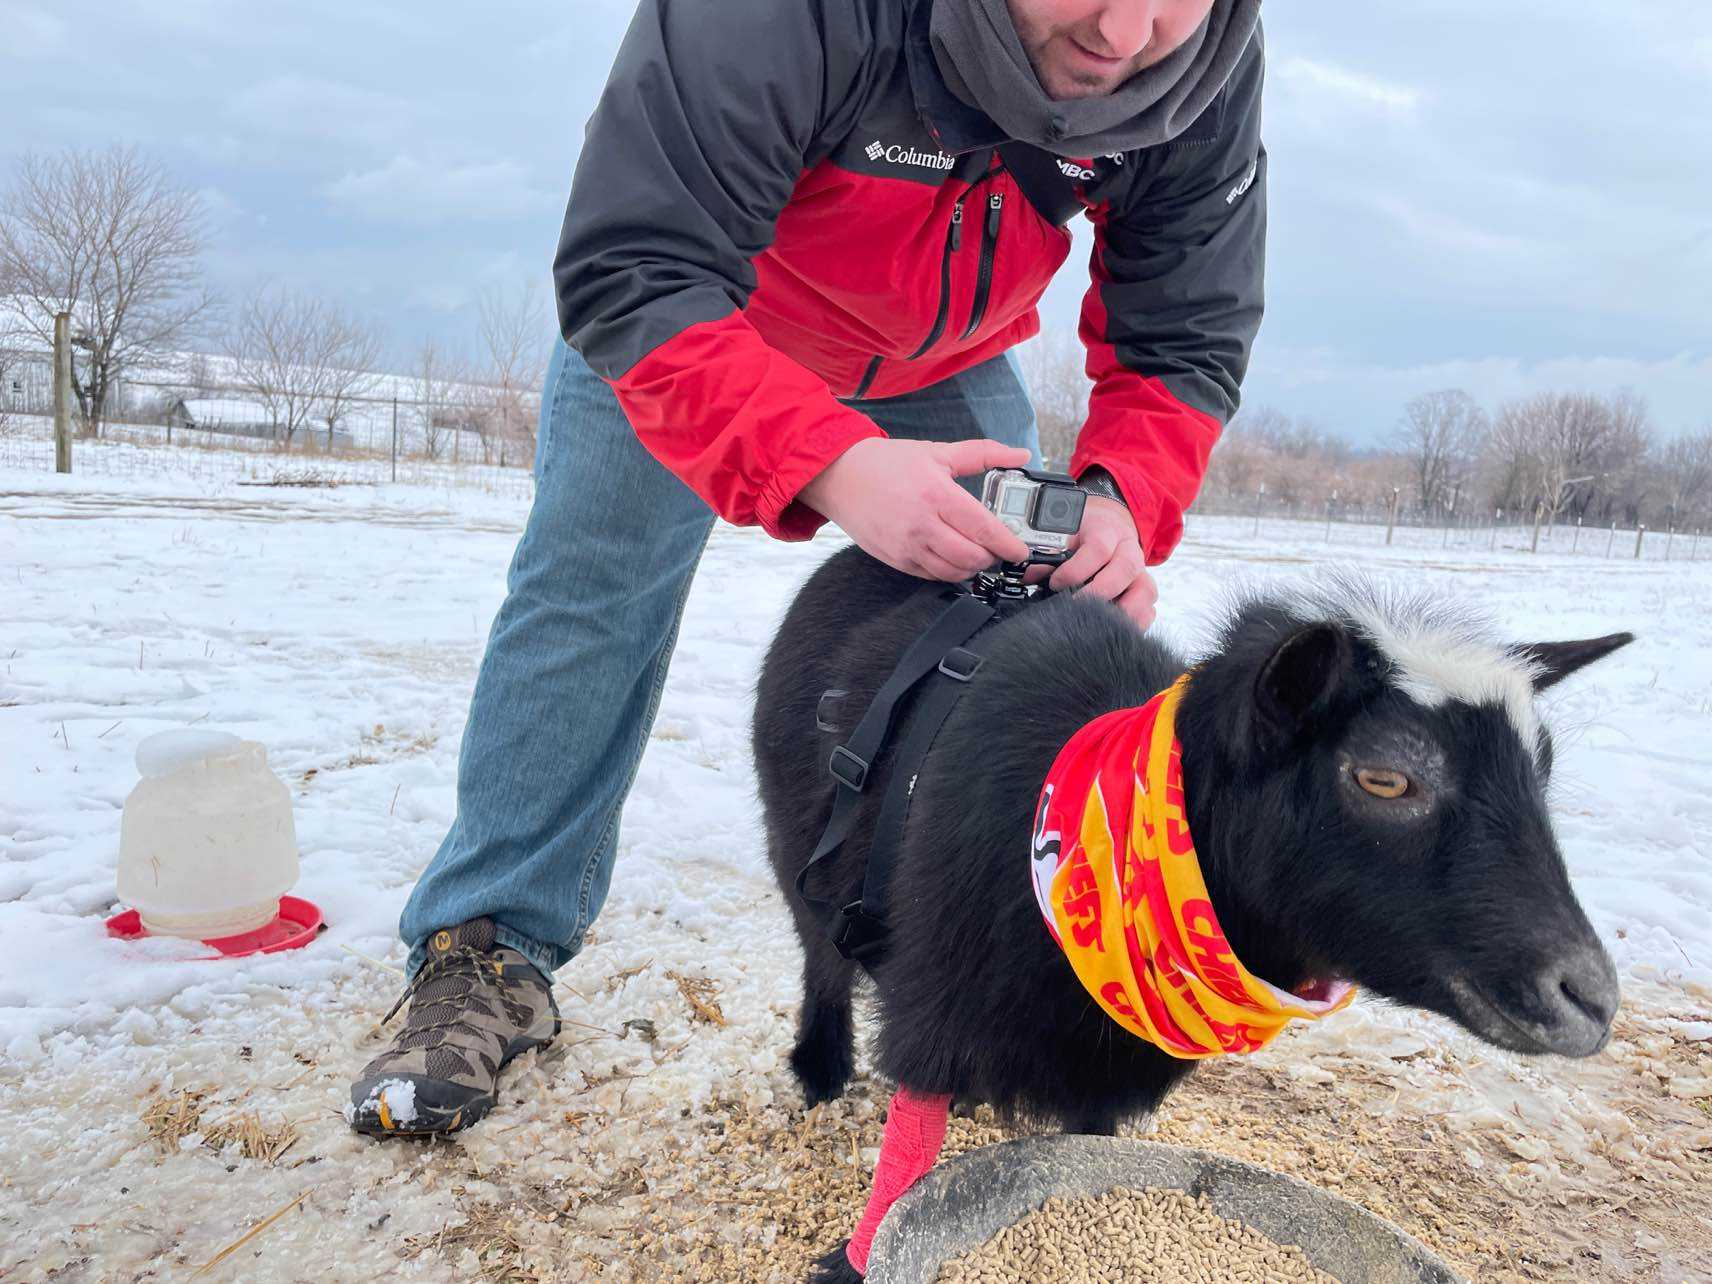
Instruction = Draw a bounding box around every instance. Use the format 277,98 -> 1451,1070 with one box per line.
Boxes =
1255,624 -> 1352,736
1512,632 -> 1635,692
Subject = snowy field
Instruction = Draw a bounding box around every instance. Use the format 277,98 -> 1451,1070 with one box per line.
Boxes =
2,464 -> 1709,1282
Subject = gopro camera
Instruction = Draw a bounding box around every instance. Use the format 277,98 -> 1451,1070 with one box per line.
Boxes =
980,467 -> 1087,561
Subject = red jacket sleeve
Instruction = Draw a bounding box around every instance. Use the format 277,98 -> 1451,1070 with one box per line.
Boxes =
554,0 -> 882,541
609,313 -> 885,540
1072,218 -> 1225,565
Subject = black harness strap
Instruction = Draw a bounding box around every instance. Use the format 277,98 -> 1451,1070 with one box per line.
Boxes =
858,636 -> 991,932
795,590 -> 997,963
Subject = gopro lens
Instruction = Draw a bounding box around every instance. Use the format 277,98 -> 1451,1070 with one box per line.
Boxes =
1031,485 -> 1086,535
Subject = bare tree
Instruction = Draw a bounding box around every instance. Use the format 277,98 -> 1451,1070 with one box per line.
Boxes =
0,145 -> 214,436
1482,391 -> 1653,526
223,288 -> 321,444
1398,389 -> 1485,514
475,281 -> 551,463
313,312 -> 382,450
224,286 -> 378,448
1660,429 -> 1712,526
414,335 -> 473,460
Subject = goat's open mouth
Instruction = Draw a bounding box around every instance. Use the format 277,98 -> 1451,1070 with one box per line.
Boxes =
1278,975 -> 1354,1010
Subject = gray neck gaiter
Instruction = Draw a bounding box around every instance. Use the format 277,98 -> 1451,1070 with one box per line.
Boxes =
929,0 -> 1261,157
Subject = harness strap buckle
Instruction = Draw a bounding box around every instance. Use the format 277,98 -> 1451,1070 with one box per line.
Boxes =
816,689 -> 848,733
937,647 -> 984,682
830,900 -> 889,962
828,745 -> 869,792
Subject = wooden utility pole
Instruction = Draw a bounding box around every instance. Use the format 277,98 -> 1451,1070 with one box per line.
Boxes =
52,312 -> 73,473
1385,488 -> 1400,546
1530,501 -> 1544,554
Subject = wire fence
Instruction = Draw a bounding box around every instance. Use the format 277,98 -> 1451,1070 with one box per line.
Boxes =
4,412 -> 1705,564
1190,493 -> 1707,564
0,413 -> 536,500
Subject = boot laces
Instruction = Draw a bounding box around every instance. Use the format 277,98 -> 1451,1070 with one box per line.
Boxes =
381,944 -> 508,1035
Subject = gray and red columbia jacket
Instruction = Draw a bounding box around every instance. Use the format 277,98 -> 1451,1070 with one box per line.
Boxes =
555,0 -> 1265,563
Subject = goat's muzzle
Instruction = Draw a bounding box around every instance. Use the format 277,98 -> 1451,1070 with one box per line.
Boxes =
1448,942 -> 1620,1057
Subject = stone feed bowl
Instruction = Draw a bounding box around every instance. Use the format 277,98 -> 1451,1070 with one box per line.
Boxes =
865,1134 -> 1466,1283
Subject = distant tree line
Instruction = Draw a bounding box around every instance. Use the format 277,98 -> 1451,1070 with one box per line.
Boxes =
0,144 -> 550,461
1018,334 -> 1712,532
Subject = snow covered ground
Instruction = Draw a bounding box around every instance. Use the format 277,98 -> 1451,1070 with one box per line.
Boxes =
1,464 -> 1709,1281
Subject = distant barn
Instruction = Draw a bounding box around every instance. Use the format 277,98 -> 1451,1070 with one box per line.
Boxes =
164,397 -> 353,450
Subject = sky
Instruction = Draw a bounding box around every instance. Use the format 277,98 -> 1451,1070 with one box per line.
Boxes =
2,0 -> 1708,443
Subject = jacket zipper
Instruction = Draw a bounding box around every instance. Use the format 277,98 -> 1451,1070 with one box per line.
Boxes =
905,198 -> 964,361
857,158 -> 997,394
958,191 -> 1004,341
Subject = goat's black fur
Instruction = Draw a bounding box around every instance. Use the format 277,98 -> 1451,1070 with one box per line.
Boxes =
753,547 -> 1628,1278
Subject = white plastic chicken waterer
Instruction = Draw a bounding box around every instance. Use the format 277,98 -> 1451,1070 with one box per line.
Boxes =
112,729 -> 317,955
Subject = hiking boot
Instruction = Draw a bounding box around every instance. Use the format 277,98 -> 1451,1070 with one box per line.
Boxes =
347,917 -> 560,1136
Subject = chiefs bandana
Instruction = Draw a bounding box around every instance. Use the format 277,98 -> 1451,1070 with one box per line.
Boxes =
1031,677 -> 1356,1059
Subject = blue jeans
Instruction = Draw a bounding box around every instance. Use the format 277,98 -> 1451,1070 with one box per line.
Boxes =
399,340 -> 1041,980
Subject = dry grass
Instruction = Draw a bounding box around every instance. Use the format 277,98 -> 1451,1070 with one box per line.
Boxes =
236,468 -> 343,488
140,1087 -> 300,1164
667,971 -> 727,1027
190,1189 -> 312,1279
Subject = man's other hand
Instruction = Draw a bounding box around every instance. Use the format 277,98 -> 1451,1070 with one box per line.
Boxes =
1028,495 -> 1157,630
798,438 -> 1032,581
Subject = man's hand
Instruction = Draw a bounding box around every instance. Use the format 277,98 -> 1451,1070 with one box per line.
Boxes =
1029,496 -> 1157,629
798,438 -> 1033,581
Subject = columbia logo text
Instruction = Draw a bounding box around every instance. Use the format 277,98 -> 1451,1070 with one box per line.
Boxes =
864,140 -> 954,171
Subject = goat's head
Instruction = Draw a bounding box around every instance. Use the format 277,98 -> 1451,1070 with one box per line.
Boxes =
1181,585 -> 1631,1058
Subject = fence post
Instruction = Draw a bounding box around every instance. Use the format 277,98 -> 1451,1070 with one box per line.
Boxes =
1666,526 -> 1675,562
390,396 -> 398,483
1385,488 -> 1399,546
1325,490 -> 1338,543
1490,508 -> 1501,551
53,312 -> 73,474
1252,483 -> 1264,538
1694,529 -> 1702,562
1606,522 -> 1616,557
1572,517 -> 1581,554
1634,524 -> 1646,560
1530,501 -> 1544,554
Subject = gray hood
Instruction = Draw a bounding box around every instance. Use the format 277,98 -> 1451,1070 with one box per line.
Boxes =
929,0 -> 1261,156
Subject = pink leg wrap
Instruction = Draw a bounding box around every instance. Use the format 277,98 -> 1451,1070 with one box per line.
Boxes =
845,1088 -> 952,1275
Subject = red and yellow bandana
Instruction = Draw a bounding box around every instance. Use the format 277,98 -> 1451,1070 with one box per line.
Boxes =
1031,677 -> 1356,1059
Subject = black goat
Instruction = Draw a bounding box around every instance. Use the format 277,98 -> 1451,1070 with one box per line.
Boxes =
752,546 -> 1629,1281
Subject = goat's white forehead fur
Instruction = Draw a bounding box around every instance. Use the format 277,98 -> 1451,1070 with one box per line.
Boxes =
1304,580 -> 1543,748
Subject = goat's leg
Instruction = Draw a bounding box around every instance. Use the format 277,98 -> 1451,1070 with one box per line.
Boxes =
1066,1105 -> 1122,1137
810,1087 -> 952,1281
789,934 -> 858,1108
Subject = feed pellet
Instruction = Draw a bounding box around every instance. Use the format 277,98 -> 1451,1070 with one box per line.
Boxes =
936,1186 -> 1342,1283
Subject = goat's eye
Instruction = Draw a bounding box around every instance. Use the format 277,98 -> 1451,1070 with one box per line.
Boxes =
1355,767 -> 1410,799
